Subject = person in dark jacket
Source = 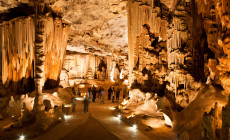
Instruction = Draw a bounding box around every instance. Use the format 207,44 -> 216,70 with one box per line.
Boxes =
108,87 -> 112,100
112,87 -> 116,103
77,88 -> 81,96
123,86 -> 127,99
116,88 -> 120,100
83,97 -> 89,113
98,87 -> 102,99
92,85 -> 97,102
88,87 -> 91,99
72,97 -> 76,112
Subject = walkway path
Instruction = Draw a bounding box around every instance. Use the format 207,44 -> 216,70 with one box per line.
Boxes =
31,97 -> 151,140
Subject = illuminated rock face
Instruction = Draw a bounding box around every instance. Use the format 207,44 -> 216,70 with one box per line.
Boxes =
60,48 -> 129,85
0,12 -> 70,95
128,0 -> 168,87
195,0 -> 230,89
53,0 -> 128,55
128,0 -> 230,139
128,0 -> 195,108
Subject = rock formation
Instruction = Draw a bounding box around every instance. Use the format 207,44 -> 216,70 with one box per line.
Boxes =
0,2 -> 70,98
128,0 -> 230,139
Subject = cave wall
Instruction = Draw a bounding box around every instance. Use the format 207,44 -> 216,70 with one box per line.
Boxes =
128,0 -> 168,86
128,0 -> 230,139
128,0 -> 218,108
61,52 -> 111,86
195,0 -> 230,92
0,14 -> 70,95
0,16 -> 35,95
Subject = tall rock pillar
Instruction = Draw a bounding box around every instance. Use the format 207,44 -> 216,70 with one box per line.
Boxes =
33,0 -> 46,111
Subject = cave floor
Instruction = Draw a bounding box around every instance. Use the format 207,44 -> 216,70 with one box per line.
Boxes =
30,96 -> 176,140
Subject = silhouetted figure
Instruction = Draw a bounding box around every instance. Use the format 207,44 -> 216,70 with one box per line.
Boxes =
77,88 -> 81,96
101,88 -> 105,104
83,98 -> 89,113
72,97 -> 76,112
116,88 -> 120,100
98,87 -> 102,99
112,87 -> 115,103
72,87 -> 76,95
92,85 -> 97,102
108,87 -> 112,100
123,87 -> 127,99
88,87 -> 91,99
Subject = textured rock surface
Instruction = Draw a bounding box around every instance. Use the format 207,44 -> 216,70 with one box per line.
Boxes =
128,0 -> 230,139
53,0 -> 128,54
0,8 -> 70,95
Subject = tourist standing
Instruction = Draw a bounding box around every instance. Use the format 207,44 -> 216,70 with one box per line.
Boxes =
108,87 -> 112,100
92,85 -> 97,102
77,88 -> 81,96
72,97 -> 76,112
101,88 -> 105,104
112,87 -> 116,103
116,88 -> 120,100
83,97 -> 89,113
98,87 -> 102,99
123,87 -> 127,99
72,87 -> 76,95
88,87 -> 91,99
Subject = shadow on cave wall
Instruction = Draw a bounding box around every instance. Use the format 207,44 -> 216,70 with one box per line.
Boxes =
0,77 -> 35,97
44,78 -> 60,90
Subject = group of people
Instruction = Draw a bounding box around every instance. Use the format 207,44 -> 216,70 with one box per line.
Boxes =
108,86 -> 129,103
87,85 -> 129,103
71,85 -> 129,113
88,86 -> 106,103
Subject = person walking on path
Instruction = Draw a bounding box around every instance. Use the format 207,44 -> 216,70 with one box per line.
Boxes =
83,97 -> 89,113
72,87 -> 76,95
108,87 -> 112,100
116,88 -> 120,101
77,88 -> 81,96
72,97 -> 76,113
88,87 -> 91,99
98,87 -> 102,99
112,87 -> 116,103
123,86 -> 127,99
101,88 -> 105,104
92,85 -> 97,102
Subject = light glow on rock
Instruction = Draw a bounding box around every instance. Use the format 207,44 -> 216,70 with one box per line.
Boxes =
163,113 -> 172,127
53,92 -> 58,97
79,84 -> 85,88
120,71 -> 123,79
121,99 -> 128,106
127,114 -> 135,119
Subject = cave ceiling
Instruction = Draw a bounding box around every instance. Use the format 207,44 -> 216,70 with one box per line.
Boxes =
0,0 -> 128,56
54,0 -> 128,55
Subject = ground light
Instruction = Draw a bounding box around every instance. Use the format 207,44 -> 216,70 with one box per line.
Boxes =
108,107 -> 116,110
133,124 -> 137,129
19,135 -> 25,140
117,114 -> 121,119
64,115 -> 72,120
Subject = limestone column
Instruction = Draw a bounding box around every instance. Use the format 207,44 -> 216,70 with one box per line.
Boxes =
33,0 -> 46,112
